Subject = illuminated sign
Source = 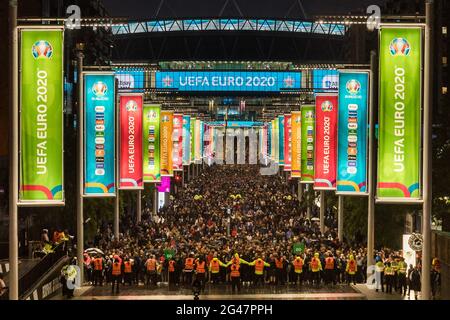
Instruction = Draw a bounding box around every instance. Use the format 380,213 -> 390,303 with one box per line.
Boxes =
313,69 -> 339,92
115,70 -> 145,91
155,71 -> 301,92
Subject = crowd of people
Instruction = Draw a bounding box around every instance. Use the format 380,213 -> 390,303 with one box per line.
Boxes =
78,165 -> 439,298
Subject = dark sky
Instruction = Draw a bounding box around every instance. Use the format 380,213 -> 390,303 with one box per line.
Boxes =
102,0 -> 387,20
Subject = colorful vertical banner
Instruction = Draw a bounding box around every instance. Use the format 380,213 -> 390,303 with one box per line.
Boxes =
194,119 -> 201,163
278,115 -> 285,166
143,105 -> 161,182
84,73 -> 116,196
337,71 -> 369,195
160,111 -> 174,176
273,118 -> 279,163
291,111 -> 302,178
284,114 -> 292,171
119,94 -> 143,189
19,28 -> 64,204
182,115 -> 191,165
267,122 -> 272,161
190,117 -> 196,163
314,94 -> 338,190
301,105 -> 315,183
200,120 -> 205,160
270,120 -> 275,161
377,27 -> 422,201
173,114 -> 183,171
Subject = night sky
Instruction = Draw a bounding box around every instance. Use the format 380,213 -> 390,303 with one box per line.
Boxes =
102,0 -> 388,20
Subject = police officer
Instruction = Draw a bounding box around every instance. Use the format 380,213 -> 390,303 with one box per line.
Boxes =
375,256 -> 385,292
123,258 -> 133,286
111,257 -> 122,294
397,257 -> 408,296
309,252 -> 322,287
92,254 -> 104,286
292,255 -> 304,286
229,260 -> 241,293
195,256 -> 207,292
324,252 -> 336,285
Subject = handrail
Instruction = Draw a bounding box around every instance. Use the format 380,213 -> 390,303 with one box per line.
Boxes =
18,241 -> 68,299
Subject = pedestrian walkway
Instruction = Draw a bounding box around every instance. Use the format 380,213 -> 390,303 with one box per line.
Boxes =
352,284 -> 418,300
53,283 -> 367,300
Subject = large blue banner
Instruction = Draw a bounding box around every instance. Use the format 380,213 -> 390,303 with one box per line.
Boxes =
313,69 -> 339,93
84,73 -> 116,196
337,71 -> 369,194
182,115 -> 191,165
278,115 -> 285,165
155,71 -> 301,92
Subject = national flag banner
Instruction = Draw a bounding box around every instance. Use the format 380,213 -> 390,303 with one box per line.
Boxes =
173,114 -> 183,171
267,122 -> 272,161
377,27 -> 422,201
270,120 -> 275,162
143,105 -> 161,182
337,71 -> 369,195
190,117 -> 196,163
278,115 -> 285,166
300,105 -> 315,184
84,72 -> 116,196
160,110 -> 174,176
314,94 -> 338,190
119,94 -> 143,189
263,124 -> 268,164
200,120 -> 205,160
19,28 -> 64,205
182,115 -> 191,165
284,114 -> 292,171
291,111 -> 302,178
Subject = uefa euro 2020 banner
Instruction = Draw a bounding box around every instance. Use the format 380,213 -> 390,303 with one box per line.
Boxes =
194,119 -> 201,163
337,71 -> 369,195
160,111 -> 174,176
143,105 -> 161,182
190,117 -> 196,163
300,105 -> 315,184
182,115 -> 191,165
284,114 -> 292,171
377,27 -> 422,201
19,28 -> 64,205
119,94 -> 143,190
291,111 -> 301,178
278,115 -> 284,165
173,114 -> 183,171
84,73 -> 116,197
314,94 -> 338,190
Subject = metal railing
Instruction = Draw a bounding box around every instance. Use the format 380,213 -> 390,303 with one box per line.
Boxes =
18,241 -> 68,299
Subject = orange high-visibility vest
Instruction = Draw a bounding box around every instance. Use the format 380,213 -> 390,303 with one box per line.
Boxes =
293,258 -> 303,273
325,257 -> 335,270
230,264 -> 240,277
146,259 -> 156,271
348,260 -> 357,273
210,259 -> 220,273
196,261 -> 206,273
311,258 -> 320,272
185,258 -> 194,270
94,258 -> 103,271
169,260 -> 175,272
124,261 -> 132,273
255,260 -> 265,273
275,258 -> 283,269
112,262 -> 121,275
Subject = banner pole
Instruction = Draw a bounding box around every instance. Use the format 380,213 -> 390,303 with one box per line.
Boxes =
8,0 -> 19,300
136,190 -> 142,223
367,50 -> 377,280
338,195 -> 344,242
320,190 -> 325,234
421,0 -> 433,300
76,45 -> 85,285
298,180 -> 303,204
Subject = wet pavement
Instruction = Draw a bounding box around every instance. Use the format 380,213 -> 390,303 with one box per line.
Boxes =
65,282 -> 370,300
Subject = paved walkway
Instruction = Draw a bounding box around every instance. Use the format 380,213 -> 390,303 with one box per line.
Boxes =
54,283 -> 368,300
352,284 -> 419,300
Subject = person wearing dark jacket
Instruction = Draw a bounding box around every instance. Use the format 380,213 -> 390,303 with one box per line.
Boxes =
409,265 -> 421,300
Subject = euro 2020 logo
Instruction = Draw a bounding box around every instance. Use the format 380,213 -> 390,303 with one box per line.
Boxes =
389,38 -> 411,56
321,101 -> 334,112
92,81 -> 108,97
126,100 -> 138,112
32,40 -> 53,59
346,79 -> 361,95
